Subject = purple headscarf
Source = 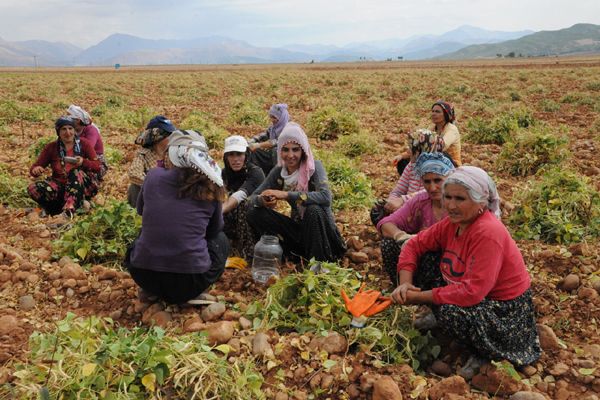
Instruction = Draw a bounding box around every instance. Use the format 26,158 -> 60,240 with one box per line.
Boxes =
269,104 -> 290,139
444,166 -> 501,218
277,122 -> 315,192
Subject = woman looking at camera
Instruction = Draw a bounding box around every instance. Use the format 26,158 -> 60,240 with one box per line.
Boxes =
28,117 -> 101,217
247,122 -> 346,262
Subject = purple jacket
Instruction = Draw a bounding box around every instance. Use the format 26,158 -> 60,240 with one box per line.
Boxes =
129,168 -> 224,274
80,124 -> 104,155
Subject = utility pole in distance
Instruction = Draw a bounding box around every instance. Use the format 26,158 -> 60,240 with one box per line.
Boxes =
33,55 -> 38,68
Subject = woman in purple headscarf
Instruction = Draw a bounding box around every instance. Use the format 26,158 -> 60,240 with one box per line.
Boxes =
247,122 -> 346,262
248,103 -> 290,176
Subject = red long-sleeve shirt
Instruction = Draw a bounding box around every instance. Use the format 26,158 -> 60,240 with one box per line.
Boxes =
30,138 -> 100,184
398,211 -> 530,307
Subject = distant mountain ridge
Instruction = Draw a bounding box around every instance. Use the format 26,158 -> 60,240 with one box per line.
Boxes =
2,24 -> 597,67
439,23 -> 600,59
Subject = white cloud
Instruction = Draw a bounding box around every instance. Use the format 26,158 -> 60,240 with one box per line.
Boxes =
0,0 -> 598,47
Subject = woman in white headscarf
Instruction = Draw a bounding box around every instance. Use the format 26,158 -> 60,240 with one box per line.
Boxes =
125,130 -> 229,304
391,166 -> 540,379
67,105 -> 107,178
248,103 -> 290,176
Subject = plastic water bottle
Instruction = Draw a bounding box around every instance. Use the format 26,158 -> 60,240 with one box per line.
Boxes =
252,235 -> 283,284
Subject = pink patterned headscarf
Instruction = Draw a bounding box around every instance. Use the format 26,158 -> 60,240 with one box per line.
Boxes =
277,122 -> 315,192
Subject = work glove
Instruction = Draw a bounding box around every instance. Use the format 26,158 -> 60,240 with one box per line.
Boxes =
341,283 -> 392,318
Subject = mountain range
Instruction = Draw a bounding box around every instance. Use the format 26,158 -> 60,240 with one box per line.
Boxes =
0,24 -> 597,67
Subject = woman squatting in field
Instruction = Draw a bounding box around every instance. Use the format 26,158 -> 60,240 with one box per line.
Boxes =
28,117 -> 101,217
391,166 -> 540,378
247,122 -> 346,262
125,130 -> 229,304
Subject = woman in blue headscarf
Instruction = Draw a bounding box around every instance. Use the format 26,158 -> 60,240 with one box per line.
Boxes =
248,104 -> 290,176
377,152 -> 455,286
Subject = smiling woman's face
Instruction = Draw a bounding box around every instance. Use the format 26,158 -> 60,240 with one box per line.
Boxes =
280,142 -> 303,172
431,104 -> 446,125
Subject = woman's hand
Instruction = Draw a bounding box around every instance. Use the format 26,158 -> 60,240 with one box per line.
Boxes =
391,283 -> 421,305
248,143 -> 259,152
384,197 -> 404,213
75,156 -> 84,167
260,189 -> 287,208
31,166 -> 45,177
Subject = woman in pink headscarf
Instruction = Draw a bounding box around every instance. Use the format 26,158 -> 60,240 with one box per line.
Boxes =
247,122 -> 346,262
391,166 -> 540,379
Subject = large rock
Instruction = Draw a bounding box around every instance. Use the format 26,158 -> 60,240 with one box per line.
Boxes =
372,376 -> 402,400
183,315 -> 205,333
559,274 -> 580,291
19,295 -> 36,311
472,364 -> 521,396
60,263 -> 86,280
431,360 -> 452,377
149,311 -> 172,328
0,315 -> 19,335
252,332 -> 273,357
509,392 -> 546,400
537,324 -> 561,350
428,376 -> 469,400
309,332 -> 348,354
349,252 -> 369,264
201,303 -> 226,322
205,321 -> 234,345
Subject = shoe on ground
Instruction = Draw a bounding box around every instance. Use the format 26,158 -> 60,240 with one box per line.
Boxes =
138,288 -> 158,303
413,312 -> 437,330
458,355 -> 485,380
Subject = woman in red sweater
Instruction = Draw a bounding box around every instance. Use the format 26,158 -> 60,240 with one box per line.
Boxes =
392,166 -> 540,377
28,117 -> 101,216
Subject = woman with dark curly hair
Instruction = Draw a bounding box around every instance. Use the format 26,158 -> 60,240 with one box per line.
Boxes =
125,130 -> 229,304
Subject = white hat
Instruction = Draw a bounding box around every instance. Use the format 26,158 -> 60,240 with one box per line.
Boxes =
224,135 -> 248,153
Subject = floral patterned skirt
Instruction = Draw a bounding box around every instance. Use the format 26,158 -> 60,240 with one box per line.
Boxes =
415,253 -> 541,366
28,169 -> 98,215
223,200 -> 256,260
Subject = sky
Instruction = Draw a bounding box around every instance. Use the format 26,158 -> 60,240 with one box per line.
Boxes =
1,0 -> 600,49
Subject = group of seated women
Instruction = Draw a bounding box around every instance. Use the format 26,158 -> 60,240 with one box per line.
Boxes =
27,99 -> 540,374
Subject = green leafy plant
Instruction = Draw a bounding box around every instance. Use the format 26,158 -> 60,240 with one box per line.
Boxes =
52,201 -> 141,264
104,146 -> 124,165
497,125 -> 568,176
510,167 -> 600,244
0,164 -> 35,208
335,130 -> 379,157
246,260 -> 438,369
316,150 -> 374,211
306,106 -> 360,140
180,110 -> 230,150
10,313 -> 265,399
228,98 -> 268,127
465,108 -> 536,145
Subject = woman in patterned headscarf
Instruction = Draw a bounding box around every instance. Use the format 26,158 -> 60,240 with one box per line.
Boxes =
28,117 -> 101,217
125,130 -> 229,305
67,104 -> 107,178
391,166 -> 540,379
430,100 -> 461,166
248,103 -> 290,176
126,115 -> 177,207
247,122 -> 346,262
377,152 -> 455,286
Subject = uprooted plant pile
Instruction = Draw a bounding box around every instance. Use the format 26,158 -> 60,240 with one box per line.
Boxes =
246,260 -> 439,369
9,313 -> 265,400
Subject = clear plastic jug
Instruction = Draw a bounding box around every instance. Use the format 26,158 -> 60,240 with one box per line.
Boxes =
252,235 -> 283,284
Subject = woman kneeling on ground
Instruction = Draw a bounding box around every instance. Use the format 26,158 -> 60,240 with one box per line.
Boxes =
247,122 -> 346,262
377,152 -> 455,286
392,166 -> 540,377
125,130 -> 229,304
127,115 -> 177,207
248,103 -> 290,176
222,135 -> 265,259
29,117 -> 100,217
